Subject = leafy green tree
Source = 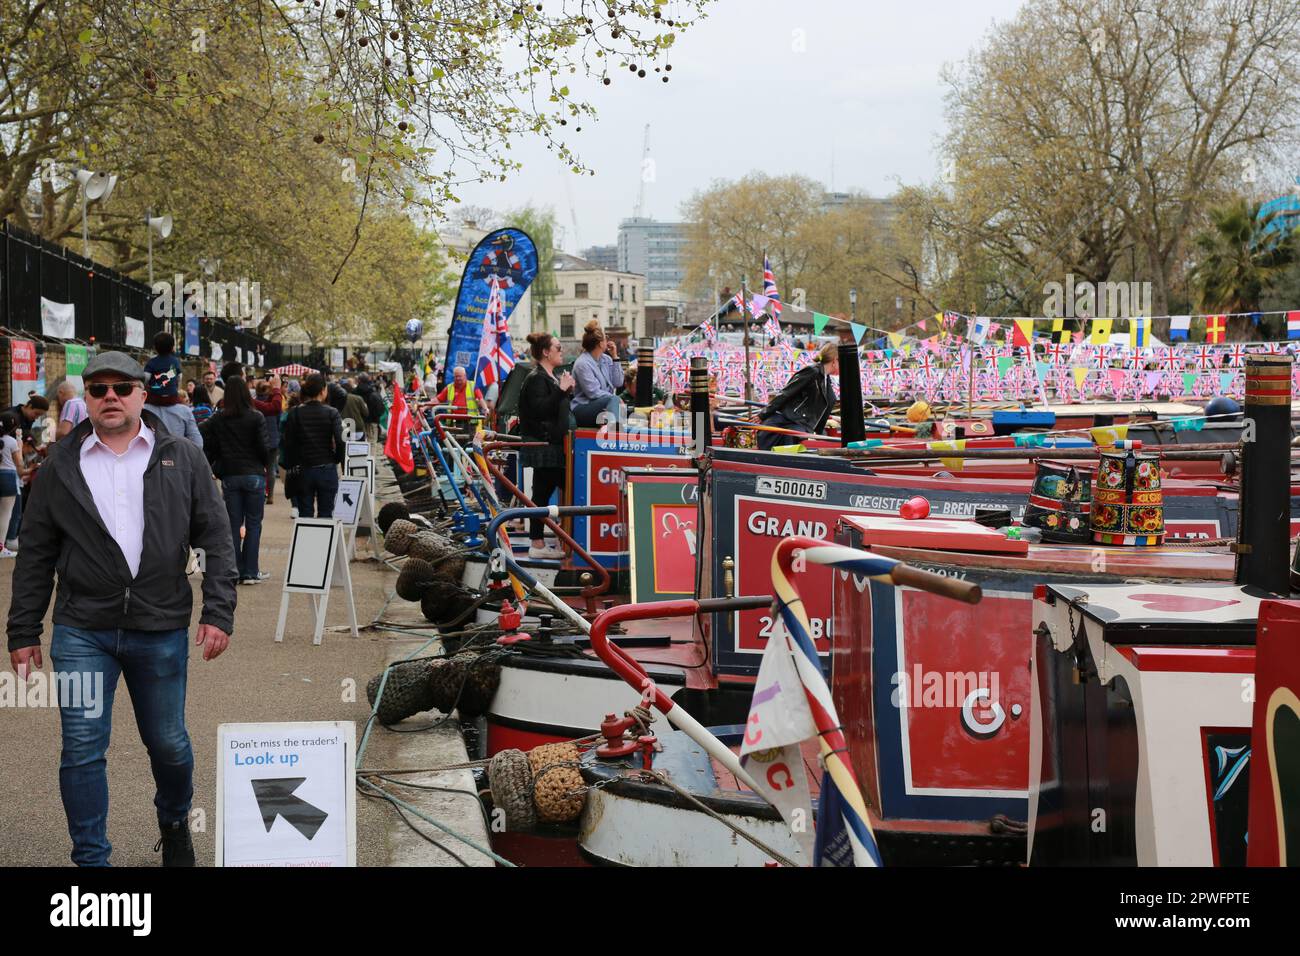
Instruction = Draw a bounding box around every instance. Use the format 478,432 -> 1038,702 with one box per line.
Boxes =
505,204 -> 560,331
0,0 -> 709,342
1190,199 -> 1296,339
936,0 -> 1300,316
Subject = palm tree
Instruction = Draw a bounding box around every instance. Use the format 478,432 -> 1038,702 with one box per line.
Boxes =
1189,199 -> 1296,340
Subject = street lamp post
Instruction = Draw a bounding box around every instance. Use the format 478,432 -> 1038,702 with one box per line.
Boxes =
849,288 -> 858,326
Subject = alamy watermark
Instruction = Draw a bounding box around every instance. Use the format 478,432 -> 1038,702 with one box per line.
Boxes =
152,273 -> 264,321
0,669 -> 105,718
891,666 -> 1014,736
1042,273 -> 1152,320
594,404 -> 710,456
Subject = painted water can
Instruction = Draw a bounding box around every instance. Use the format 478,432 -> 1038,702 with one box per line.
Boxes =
1022,462 -> 1092,543
1091,450 -> 1164,546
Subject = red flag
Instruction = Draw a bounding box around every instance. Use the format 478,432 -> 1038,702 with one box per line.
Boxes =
385,385 -> 416,473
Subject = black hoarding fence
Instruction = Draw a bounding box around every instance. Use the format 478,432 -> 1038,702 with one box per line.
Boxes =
0,220 -> 275,370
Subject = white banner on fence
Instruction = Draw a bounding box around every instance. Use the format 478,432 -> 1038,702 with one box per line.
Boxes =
124,316 -> 145,348
40,298 -> 75,339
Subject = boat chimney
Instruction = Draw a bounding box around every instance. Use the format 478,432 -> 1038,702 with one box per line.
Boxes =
1236,353 -> 1292,593
635,337 -> 655,410
690,355 -> 711,457
838,341 -> 866,446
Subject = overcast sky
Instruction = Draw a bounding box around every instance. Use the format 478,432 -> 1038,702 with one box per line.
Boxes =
450,0 -> 1026,252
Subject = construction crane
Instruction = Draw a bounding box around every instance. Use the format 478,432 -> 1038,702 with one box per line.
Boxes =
633,123 -> 651,220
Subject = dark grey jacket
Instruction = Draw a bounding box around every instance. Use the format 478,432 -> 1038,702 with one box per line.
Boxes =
6,411 -> 238,651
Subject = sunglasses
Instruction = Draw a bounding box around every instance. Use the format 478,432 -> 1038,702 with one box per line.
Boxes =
87,381 -> 140,399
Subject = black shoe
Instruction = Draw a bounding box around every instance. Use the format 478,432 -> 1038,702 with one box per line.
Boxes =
154,820 -> 195,867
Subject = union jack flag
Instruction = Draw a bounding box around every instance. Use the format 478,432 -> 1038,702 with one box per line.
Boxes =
1228,344 -> 1247,367
1044,341 -> 1069,364
1195,345 -> 1215,370
762,253 -> 782,315
474,276 -> 516,394
917,353 -> 936,377
1158,347 -> 1178,370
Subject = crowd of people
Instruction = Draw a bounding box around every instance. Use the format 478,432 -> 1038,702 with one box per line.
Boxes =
4,322 -> 644,573
1,333 -> 399,590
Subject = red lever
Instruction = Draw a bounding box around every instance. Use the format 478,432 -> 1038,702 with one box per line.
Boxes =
638,734 -> 658,770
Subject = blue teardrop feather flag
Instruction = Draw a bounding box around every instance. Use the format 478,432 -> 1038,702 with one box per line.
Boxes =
444,228 -> 539,381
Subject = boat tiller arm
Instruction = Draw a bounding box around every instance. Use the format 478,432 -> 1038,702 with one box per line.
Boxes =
476,458 -> 614,601
485,506 -> 617,590
588,597 -> 773,795
416,428 -> 471,516
432,411 -> 485,441
775,537 -> 982,605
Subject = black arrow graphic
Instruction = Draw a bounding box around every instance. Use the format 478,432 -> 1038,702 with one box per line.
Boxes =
250,778 -> 328,840
342,493 -> 354,506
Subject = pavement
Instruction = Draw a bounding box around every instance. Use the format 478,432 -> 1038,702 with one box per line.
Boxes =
0,465 -> 491,867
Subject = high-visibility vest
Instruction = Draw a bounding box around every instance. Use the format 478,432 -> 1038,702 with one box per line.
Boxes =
450,382 -> 478,415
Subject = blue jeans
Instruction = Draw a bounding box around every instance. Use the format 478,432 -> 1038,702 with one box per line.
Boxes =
222,474 -> 266,579
572,393 -> 623,428
49,625 -> 194,866
297,463 -> 339,518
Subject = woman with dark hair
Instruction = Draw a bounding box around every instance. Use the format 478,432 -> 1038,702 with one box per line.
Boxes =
280,373 -> 344,518
191,384 -> 214,426
518,332 -> 575,558
570,320 -> 625,427
200,376 -> 271,584
0,412 -> 33,558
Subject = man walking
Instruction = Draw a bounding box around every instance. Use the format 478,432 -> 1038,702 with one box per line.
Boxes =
6,352 -> 238,867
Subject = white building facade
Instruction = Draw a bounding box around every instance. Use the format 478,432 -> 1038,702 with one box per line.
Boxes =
546,252 -> 647,345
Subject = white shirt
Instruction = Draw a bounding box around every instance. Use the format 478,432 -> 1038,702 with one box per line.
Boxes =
0,435 -> 18,473
79,421 -> 155,578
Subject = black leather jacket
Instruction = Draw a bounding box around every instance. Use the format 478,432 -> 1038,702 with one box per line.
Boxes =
760,364 -> 835,434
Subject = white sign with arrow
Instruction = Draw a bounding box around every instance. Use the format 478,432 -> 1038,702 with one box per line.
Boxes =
334,476 -> 378,560
216,721 -> 356,867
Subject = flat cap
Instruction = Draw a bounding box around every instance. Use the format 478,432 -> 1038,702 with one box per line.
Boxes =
81,351 -> 148,383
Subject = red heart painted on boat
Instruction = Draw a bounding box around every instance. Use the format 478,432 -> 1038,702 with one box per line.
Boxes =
899,496 -> 931,520
1128,592 -> 1241,612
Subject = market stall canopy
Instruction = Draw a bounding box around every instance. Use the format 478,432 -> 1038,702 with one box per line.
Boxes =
270,363 -> 315,377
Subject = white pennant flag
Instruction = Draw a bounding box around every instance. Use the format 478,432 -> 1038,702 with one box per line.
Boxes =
739,614 -> 817,864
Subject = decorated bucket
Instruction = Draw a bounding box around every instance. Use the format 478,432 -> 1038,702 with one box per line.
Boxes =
1090,450 -> 1164,546
722,425 -> 757,449
1022,461 -> 1092,543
